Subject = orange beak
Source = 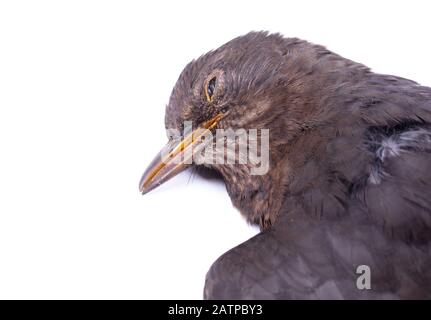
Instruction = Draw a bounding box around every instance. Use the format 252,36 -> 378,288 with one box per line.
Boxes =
139,113 -> 223,194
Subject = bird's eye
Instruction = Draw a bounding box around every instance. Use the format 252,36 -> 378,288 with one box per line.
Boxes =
206,77 -> 217,102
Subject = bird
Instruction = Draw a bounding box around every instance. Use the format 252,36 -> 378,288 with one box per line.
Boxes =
139,32 -> 431,299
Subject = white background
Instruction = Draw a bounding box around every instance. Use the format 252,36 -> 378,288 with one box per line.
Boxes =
0,0 -> 430,299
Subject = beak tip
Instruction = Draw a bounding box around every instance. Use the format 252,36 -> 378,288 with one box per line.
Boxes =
139,182 -> 148,195
138,113 -> 223,199
139,179 -> 159,195
139,180 -> 148,195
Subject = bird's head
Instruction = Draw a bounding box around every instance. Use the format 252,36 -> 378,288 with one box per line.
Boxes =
139,32 -> 347,229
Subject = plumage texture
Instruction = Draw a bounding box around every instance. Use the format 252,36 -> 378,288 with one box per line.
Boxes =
164,32 -> 431,299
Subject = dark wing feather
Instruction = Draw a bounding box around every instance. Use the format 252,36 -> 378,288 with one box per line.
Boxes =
204,209 -> 431,299
364,143 -> 431,242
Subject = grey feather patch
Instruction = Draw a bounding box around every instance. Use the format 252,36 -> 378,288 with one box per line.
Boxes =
368,128 -> 431,184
